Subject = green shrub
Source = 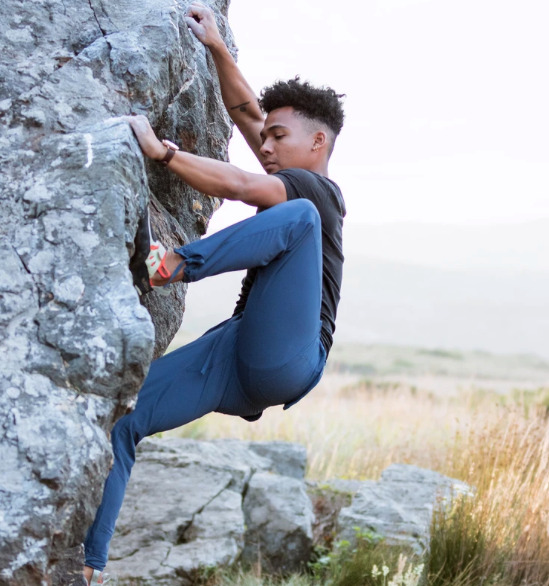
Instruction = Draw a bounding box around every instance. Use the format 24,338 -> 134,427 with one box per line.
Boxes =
310,528 -> 423,586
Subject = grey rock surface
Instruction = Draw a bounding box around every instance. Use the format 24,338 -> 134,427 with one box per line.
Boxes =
247,441 -> 308,480
0,0 -> 234,582
107,438 -> 312,585
242,472 -> 315,574
90,439 -> 471,583
337,463 -> 471,552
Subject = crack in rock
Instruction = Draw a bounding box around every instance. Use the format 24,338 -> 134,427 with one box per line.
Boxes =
87,0 -> 108,37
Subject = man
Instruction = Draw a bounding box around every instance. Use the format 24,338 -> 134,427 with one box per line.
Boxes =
83,3 -> 345,584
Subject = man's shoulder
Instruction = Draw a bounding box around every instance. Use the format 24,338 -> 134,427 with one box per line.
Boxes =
275,168 -> 345,216
275,168 -> 341,194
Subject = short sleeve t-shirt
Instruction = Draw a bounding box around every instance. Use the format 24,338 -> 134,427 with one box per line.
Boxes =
232,168 -> 345,355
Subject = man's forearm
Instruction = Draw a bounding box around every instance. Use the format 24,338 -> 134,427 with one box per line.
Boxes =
123,114 -> 285,209
164,149 -> 286,209
206,41 -> 264,156
167,149 -> 247,200
208,42 -> 261,119
185,4 -> 264,156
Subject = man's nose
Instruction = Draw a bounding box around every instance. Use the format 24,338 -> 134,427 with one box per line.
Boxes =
260,139 -> 273,155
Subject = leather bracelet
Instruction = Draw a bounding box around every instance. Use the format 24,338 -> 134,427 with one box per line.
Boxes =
159,139 -> 179,167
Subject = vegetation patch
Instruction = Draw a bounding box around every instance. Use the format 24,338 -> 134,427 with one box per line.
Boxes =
309,528 -> 423,586
307,485 -> 353,550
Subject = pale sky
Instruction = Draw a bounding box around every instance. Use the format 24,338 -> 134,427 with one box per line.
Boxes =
209,0 -> 549,231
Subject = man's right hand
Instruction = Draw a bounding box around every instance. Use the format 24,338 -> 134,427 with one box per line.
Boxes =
185,3 -> 224,49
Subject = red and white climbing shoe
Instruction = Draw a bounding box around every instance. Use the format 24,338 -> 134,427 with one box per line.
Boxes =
145,231 -> 170,283
129,206 -> 171,296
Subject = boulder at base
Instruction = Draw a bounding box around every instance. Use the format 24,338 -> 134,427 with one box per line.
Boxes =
107,438 -> 312,585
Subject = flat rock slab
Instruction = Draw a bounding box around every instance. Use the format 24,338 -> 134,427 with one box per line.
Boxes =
337,463 -> 471,552
105,442 -> 471,583
107,438 -> 311,585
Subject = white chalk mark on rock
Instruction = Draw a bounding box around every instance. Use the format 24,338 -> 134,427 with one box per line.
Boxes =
84,134 -> 93,168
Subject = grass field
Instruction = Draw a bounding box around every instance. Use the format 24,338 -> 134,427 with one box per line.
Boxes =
164,339 -> 549,585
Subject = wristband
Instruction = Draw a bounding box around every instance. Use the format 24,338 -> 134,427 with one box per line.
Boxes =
159,139 -> 179,166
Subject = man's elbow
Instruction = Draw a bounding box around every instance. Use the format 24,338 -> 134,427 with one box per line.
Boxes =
219,171 -> 248,202
213,171 -> 284,207
223,174 -> 265,206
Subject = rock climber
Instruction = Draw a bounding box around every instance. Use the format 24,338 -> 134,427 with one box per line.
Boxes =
83,3 -> 345,584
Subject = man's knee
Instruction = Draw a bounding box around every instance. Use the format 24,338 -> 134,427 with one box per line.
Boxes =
111,412 -> 143,455
285,198 -> 321,227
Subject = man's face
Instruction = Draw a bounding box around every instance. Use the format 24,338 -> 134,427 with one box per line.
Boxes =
259,107 -> 317,174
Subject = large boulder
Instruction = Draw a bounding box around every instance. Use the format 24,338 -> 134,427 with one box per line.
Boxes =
90,439 -> 472,584
336,464 -> 471,553
106,438 -> 312,585
0,0 -> 235,582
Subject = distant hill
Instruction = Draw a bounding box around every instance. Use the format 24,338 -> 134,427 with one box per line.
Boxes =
327,343 -> 549,384
180,220 -> 549,359
343,219 -> 549,271
337,255 -> 549,358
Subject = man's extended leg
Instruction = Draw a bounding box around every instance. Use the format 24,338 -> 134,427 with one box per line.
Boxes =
83,324 -> 237,571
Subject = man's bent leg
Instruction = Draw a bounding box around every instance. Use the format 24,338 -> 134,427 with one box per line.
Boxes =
174,199 -> 320,284
237,200 -> 322,367
212,199 -> 326,411
180,198 -> 325,384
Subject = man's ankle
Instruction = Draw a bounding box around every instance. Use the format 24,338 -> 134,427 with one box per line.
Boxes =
150,250 -> 185,285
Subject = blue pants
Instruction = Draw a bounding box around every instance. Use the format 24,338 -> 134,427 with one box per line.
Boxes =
84,199 -> 327,570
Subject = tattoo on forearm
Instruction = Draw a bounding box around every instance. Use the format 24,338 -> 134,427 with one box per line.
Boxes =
230,101 -> 251,112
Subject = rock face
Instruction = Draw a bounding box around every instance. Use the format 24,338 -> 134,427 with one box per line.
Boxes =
107,438 -> 313,585
0,0 -> 234,582
336,464 -> 471,553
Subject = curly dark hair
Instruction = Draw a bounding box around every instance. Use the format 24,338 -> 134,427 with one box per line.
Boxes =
259,76 -> 345,136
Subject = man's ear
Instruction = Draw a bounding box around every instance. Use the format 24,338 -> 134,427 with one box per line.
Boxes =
312,131 -> 328,152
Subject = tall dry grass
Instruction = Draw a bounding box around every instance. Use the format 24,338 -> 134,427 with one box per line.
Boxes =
167,373 -> 549,585
428,404 -> 549,585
